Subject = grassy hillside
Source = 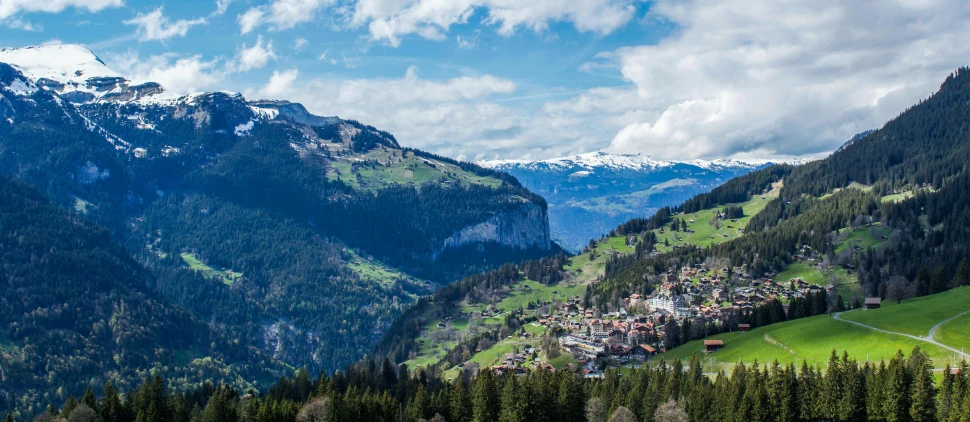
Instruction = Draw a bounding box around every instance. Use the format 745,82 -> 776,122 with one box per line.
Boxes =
400,236 -> 624,372
660,287 -> 970,371
652,180 -> 780,252
839,287 -> 970,336
326,147 -> 503,190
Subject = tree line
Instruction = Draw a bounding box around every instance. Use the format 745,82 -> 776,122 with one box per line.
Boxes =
17,347 -> 970,422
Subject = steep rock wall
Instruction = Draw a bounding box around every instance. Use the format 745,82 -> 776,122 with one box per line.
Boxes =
435,202 -> 551,259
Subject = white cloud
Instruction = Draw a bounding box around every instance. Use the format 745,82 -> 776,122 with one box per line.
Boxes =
124,7 -> 207,42
0,0 -> 122,20
238,0 -> 333,34
232,35 -> 277,72
213,0 -> 232,17
601,0 -> 970,159
248,66 -> 540,158
351,0 -> 637,47
456,30 -> 480,49
260,69 -> 300,97
3,17 -> 41,31
293,37 -> 308,51
106,51 -> 225,95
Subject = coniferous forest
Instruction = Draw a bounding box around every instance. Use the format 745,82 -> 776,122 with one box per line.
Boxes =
17,348 -> 967,422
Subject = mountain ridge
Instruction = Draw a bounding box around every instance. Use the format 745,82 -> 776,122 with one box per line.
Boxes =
0,43 -> 557,400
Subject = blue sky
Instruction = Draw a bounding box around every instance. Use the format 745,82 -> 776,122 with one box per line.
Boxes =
2,0 -> 970,162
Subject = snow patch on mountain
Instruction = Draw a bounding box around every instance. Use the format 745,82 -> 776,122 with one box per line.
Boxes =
234,120 -> 255,136
0,45 -> 120,85
479,151 -> 764,172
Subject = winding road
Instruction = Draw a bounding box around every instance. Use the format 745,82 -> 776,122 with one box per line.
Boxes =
833,309 -> 970,360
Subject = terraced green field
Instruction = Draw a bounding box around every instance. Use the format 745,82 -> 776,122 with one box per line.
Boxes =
180,252 -> 243,285
346,249 -> 423,287
326,149 -> 502,190
659,314 -> 954,371
840,287 -> 970,336
403,234 -> 627,371
661,288 -> 970,371
936,312 -> 970,352
775,262 -> 861,299
653,184 -> 779,252
835,224 -> 892,253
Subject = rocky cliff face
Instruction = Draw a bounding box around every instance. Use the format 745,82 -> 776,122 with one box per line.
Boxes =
436,201 -> 551,259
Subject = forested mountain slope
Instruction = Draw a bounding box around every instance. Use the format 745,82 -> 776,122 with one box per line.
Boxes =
0,177 -> 282,418
375,68 -> 970,383
0,45 -> 556,379
602,67 -> 970,299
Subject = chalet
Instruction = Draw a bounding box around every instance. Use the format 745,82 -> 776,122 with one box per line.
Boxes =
738,324 -> 751,333
704,339 -> 724,351
628,344 -> 658,361
865,297 -> 882,309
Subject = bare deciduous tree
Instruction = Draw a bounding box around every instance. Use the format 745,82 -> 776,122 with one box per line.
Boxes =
654,400 -> 688,422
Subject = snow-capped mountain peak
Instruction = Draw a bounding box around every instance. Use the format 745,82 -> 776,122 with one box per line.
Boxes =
0,44 -> 179,104
0,44 -> 119,86
478,151 -> 763,172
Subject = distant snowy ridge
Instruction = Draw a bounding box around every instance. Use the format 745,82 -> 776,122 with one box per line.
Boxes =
479,151 -> 768,172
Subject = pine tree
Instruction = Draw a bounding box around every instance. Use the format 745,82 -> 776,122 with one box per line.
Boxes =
954,258 -> 970,287
557,372 -> 586,422
908,348 -> 936,422
499,377 -> 522,422
63,396 -> 79,419
451,378 -> 472,422
883,351 -> 911,422
99,381 -> 125,422
201,388 -> 238,422
937,364 -> 955,422
81,388 -> 97,410
472,370 -> 499,422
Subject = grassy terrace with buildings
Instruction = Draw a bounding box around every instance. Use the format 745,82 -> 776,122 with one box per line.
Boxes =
652,181 -> 780,252
659,287 -> 970,373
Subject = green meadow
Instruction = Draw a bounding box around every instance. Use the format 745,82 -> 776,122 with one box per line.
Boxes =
660,287 -> 970,371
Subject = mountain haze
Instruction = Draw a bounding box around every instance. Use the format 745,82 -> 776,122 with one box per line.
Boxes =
480,152 -> 763,250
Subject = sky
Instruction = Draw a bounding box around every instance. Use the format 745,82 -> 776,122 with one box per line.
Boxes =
1,0 -> 970,162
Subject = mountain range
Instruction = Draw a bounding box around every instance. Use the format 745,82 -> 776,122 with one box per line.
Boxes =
5,43 -> 970,422
0,44 -> 557,415
480,152 -> 766,251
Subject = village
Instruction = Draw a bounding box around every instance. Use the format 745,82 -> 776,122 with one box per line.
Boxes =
474,253 -> 850,378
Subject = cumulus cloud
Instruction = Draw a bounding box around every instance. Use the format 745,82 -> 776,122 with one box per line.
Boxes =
601,0 -> 970,159
124,7 -> 207,42
261,69 -> 300,97
0,0 -> 121,19
247,66 -> 547,159
351,0 -> 637,47
106,51 -> 225,95
232,35 -> 277,72
238,0 -> 333,34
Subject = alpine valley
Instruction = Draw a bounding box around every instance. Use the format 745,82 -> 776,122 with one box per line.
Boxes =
479,153 -> 766,251
5,45 -> 970,422
0,45 -> 557,415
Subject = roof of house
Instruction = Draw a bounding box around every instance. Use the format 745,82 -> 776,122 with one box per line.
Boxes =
865,297 -> 882,304
704,340 -> 724,346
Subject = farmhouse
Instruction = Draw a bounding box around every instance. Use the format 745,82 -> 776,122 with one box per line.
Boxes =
865,297 -> 882,309
738,324 -> 751,332
704,339 -> 724,351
